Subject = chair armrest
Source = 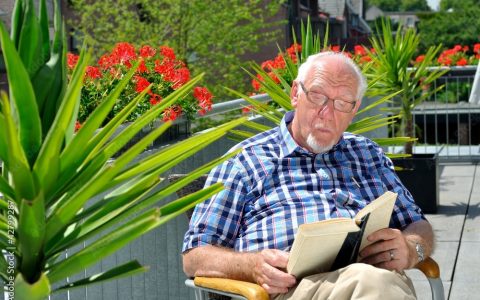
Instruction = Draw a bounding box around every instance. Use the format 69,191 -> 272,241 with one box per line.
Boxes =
194,277 -> 269,300
414,257 -> 440,279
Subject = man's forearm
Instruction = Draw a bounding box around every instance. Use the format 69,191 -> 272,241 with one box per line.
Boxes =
183,245 -> 256,282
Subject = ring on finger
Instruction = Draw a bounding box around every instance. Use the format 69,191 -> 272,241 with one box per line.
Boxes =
389,250 -> 395,261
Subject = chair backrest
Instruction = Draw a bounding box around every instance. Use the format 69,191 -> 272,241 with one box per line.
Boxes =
168,174 -> 209,220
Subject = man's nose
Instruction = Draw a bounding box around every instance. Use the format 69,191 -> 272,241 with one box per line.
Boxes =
317,99 -> 335,119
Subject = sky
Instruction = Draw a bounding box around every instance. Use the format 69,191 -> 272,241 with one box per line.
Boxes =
427,0 -> 440,11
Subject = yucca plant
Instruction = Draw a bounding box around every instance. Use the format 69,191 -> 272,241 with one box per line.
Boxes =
0,1 -> 245,299
366,19 -> 448,154
227,18 -> 414,157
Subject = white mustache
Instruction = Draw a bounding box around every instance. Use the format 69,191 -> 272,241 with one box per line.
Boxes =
313,123 -> 331,131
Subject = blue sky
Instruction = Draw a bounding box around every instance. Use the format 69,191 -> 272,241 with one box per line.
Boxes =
427,0 -> 440,10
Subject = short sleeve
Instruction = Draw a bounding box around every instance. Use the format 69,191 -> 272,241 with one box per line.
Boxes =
182,158 -> 249,252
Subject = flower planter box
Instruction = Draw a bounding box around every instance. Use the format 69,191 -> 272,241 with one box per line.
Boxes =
392,153 -> 439,214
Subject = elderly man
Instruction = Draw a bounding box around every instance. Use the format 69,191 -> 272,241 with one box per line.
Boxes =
182,52 -> 433,299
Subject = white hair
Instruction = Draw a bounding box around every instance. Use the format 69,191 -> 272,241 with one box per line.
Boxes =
296,52 -> 367,100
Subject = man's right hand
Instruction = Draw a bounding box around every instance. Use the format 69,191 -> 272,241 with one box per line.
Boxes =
183,246 -> 296,295
252,249 -> 297,294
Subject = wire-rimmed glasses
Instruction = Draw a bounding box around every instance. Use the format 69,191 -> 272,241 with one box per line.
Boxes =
299,82 -> 357,113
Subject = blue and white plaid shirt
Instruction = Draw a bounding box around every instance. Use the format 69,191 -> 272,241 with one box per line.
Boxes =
183,111 -> 425,253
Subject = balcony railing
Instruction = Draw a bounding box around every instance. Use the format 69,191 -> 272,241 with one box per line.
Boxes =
394,66 -> 480,161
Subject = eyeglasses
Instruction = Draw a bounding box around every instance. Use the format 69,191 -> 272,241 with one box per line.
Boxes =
299,82 -> 357,113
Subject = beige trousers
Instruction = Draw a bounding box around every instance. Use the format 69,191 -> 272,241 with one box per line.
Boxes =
274,263 -> 416,300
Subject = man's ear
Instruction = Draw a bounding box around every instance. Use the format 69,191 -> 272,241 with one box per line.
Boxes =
291,81 -> 299,108
352,98 -> 362,115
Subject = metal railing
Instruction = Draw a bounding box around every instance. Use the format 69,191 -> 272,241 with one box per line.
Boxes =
406,66 -> 480,161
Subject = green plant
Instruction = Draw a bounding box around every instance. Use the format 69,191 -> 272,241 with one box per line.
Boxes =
226,18 -> 414,157
366,19 -> 448,154
0,1 -> 245,299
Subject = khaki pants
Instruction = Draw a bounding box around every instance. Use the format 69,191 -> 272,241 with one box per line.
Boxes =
274,263 -> 416,300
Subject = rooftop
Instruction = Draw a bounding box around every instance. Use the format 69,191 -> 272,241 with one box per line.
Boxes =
406,163 -> 480,299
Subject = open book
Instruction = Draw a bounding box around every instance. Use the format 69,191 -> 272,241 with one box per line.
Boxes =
286,191 -> 397,279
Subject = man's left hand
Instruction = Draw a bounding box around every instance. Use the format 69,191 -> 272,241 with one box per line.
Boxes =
358,228 -> 417,271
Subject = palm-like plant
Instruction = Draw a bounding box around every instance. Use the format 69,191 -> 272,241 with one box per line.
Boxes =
0,1 -> 245,299
227,19 -> 413,156
366,19 -> 448,154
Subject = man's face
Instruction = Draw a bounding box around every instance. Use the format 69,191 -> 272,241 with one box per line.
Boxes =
289,63 -> 360,153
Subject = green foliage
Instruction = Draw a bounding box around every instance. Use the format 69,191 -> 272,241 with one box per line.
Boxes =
439,0 -> 480,11
0,0 -> 246,298
433,81 -> 472,103
68,0 -> 284,98
367,0 -> 430,11
366,19 -> 447,154
417,6 -> 480,51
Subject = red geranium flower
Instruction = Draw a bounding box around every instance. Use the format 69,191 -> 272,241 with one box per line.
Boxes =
456,58 -> 468,66
159,46 -> 176,60
354,45 -> 367,56
74,121 -> 82,132
359,55 -> 372,63
193,86 -> 213,115
261,60 -> 275,71
162,105 -> 182,122
286,43 -> 302,55
268,71 -> 280,84
251,74 -> 264,91
139,45 -> 156,58
67,53 -> 79,69
149,93 -> 162,105
134,75 -> 151,93
331,45 -> 341,52
474,43 -> 480,54
415,55 -> 425,64
242,105 -> 253,114
111,42 -> 136,64
85,66 -> 102,79
273,55 -> 286,69
137,60 -> 148,73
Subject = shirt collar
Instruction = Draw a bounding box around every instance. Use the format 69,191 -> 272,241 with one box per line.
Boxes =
278,111 -> 347,157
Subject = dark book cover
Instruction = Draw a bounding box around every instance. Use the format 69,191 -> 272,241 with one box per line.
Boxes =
329,213 -> 370,271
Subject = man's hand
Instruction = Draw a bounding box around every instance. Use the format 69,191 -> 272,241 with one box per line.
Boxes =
358,228 -> 417,271
183,246 -> 296,295
359,220 -> 433,272
252,249 -> 297,294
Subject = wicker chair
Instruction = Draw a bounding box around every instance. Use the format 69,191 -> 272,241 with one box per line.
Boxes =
171,174 -> 444,300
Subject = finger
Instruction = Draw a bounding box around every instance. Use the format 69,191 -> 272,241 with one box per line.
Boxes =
360,239 -> 397,258
360,250 -> 393,265
374,260 -> 399,271
367,228 -> 401,243
261,263 -> 296,287
261,283 -> 289,295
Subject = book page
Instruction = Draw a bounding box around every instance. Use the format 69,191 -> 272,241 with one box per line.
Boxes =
287,219 -> 359,278
355,191 -> 397,251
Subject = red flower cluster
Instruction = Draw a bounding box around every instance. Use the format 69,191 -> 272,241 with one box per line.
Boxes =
67,42 -> 213,124
193,87 -> 213,116
414,44 -> 480,67
252,44 -> 302,91
437,45 -> 470,66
